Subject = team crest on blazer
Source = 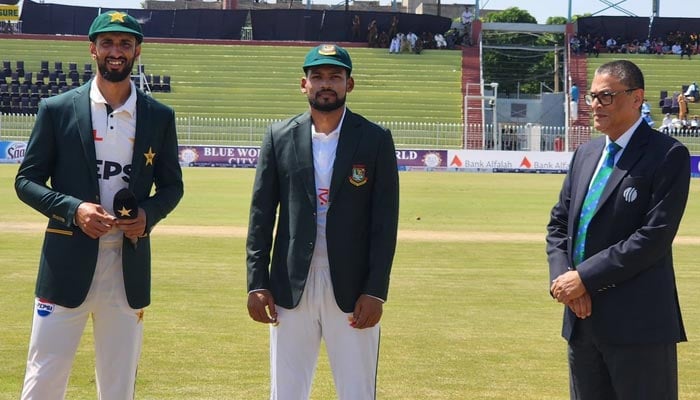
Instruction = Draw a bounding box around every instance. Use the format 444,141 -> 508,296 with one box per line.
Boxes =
349,164 -> 368,186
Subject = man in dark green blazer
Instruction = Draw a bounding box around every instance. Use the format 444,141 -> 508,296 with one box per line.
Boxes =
246,44 -> 399,399
15,11 -> 183,400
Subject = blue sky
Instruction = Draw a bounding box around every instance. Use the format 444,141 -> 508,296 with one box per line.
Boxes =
27,0 -> 700,24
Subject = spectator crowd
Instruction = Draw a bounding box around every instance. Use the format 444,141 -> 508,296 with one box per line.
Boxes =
351,14 -> 466,54
570,30 -> 700,58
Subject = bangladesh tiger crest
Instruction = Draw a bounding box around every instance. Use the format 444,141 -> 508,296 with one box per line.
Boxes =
349,164 -> 368,186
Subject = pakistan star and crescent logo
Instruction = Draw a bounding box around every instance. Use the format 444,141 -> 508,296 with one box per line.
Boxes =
144,147 -> 156,166
109,11 -> 127,23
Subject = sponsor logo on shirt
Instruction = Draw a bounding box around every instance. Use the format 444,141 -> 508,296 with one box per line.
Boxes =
36,299 -> 55,317
318,188 -> 330,206
96,160 -> 132,183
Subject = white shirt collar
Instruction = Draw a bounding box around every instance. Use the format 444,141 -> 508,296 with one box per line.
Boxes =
90,78 -> 138,117
607,116 -> 642,150
311,107 -> 347,140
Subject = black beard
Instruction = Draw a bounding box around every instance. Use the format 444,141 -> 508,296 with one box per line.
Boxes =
308,93 -> 346,112
97,58 -> 135,83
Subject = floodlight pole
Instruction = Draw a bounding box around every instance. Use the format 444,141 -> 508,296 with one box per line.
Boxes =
138,56 -> 144,92
491,82 -> 499,150
554,45 -> 560,92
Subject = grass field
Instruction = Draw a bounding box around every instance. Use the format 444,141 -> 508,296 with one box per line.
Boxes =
1,165 -> 699,399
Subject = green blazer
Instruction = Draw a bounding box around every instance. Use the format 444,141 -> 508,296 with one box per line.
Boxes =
246,109 -> 399,313
15,80 -> 184,309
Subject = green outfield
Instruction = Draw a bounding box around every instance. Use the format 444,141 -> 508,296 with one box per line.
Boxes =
1,165 -> 699,399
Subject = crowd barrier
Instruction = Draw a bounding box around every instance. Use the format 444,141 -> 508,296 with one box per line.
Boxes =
3,113 -> 700,175
0,113 -> 591,151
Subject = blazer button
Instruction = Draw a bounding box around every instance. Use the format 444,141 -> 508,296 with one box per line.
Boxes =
308,242 -> 314,248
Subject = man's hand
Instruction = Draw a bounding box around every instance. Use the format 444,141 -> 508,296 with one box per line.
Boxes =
115,207 -> 147,240
551,270 -> 587,303
247,290 -> 277,325
75,202 -> 116,239
567,292 -> 592,319
350,295 -> 383,329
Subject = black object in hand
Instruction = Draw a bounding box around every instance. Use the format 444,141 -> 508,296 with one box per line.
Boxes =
113,188 -> 139,248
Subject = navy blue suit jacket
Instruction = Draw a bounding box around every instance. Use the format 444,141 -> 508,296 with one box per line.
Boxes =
546,122 -> 689,344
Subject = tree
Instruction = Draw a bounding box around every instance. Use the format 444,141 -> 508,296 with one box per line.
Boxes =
546,16 -> 568,25
481,8 -> 567,96
483,7 -> 537,24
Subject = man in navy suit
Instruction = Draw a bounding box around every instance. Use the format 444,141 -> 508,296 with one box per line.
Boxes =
547,60 -> 690,399
246,44 -> 399,399
15,11 -> 183,399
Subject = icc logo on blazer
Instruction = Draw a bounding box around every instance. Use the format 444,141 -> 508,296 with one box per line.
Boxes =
622,187 -> 638,203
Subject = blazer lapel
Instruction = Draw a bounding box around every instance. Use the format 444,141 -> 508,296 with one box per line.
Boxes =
291,112 -> 316,207
596,124 -> 649,211
329,109 -> 363,205
129,92 -> 150,189
74,84 -> 99,195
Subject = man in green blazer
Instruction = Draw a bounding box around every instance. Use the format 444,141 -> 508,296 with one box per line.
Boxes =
246,44 -> 399,399
15,11 -> 183,400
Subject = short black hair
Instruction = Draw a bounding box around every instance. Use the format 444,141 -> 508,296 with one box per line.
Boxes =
595,60 -> 645,90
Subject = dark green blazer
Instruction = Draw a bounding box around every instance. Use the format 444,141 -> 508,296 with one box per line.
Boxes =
246,109 -> 399,313
15,80 -> 184,309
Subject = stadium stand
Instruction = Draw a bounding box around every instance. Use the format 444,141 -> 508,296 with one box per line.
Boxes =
1,61 -> 11,77
0,38 -> 462,123
0,54 -> 174,114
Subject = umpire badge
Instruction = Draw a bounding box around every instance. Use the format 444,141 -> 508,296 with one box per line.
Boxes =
349,164 -> 368,187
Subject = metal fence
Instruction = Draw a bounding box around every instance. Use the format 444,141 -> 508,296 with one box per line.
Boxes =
465,123 -> 594,152
0,113 -> 467,149
3,113 -> 700,153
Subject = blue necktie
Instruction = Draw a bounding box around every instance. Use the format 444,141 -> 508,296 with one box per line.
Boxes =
573,142 -> 622,266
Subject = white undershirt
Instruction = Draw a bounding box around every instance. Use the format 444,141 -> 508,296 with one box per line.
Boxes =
309,109 -> 345,270
89,79 -> 137,244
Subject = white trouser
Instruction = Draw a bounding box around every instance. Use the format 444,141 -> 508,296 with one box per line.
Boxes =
270,265 -> 380,400
21,243 -> 144,400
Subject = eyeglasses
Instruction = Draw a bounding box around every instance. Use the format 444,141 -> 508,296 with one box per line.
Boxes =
585,88 -> 639,106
